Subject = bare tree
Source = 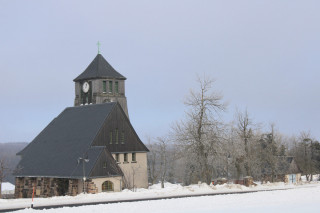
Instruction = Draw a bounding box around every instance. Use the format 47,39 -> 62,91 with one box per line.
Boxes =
157,137 -> 168,188
258,124 -> 282,182
146,136 -> 174,187
147,137 -> 159,185
288,132 -> 320,182
0,158 -> 10,198
222,123 -> 238,180
233,109 -> 265,180
172,75 -> 226,184
236,109 -> 254,176
294,131 -> 317,181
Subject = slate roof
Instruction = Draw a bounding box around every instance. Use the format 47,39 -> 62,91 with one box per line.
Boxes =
74,54 -> 126,82
15,103 -> 122,178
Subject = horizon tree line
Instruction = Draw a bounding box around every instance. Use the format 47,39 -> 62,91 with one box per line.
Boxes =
147,75 -> 320,187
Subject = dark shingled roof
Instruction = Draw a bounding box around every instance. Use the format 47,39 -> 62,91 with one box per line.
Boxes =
74,54 -> 126,82
16,103 -> 122,178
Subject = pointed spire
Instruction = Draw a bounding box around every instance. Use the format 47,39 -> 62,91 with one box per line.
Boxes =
73,54 -> 126,82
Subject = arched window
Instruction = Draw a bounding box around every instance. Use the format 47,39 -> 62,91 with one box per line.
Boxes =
102,181 -> 114,192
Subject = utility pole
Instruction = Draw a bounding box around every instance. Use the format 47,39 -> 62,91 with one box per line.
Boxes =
78,157 -> 89,193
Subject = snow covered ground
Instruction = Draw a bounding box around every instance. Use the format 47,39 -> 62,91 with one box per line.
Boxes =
1,182 -> 15,194
10,183 -> 320,213
301,174 -> 320,181
1,181 -> 319,212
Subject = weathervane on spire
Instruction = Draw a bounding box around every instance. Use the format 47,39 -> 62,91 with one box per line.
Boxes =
97,41 -> 101,54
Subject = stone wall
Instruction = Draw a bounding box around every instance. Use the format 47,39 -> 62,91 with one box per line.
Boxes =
15,177 -> 118,198
15,177 -> 80,198
68,179 -> 79,196
15,177 -> 59,198
87,180 -> 98,194
68,179 -> 99,194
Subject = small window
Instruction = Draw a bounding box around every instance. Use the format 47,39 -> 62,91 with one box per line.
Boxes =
109,131 -> 113,144
103,162 -> 107,169
103,81 -> 107,92
115,81 -> 119,93
109,81 -> 113,93
116,153 -> 120,162
132,153 -> 136,162
124,153 -> 128,162
121,132 -> 124,144
115,129 -> 119,144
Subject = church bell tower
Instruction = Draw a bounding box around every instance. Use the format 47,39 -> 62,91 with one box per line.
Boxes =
73,53 -> 129,118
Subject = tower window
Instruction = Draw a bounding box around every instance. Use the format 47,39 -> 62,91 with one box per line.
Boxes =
103,81 -> 107,92
115,81 -> 119,93
115,129 -> 119,144
132,153 -> 136,162
115,153 -> 120,162
109,81 -> 113,93
103,162 -> 107,169
121,131 -> 125,144
109,131 -> 113,144
124,153 -> 128,163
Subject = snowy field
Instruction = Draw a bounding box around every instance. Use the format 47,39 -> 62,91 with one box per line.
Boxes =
11,184 -> 320,213
1,181 -> 320,212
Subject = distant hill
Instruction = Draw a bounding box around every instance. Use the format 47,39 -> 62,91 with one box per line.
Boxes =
0,142 -> 28,184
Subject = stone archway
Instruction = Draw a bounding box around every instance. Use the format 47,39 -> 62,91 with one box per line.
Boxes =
102,180 -> 114,192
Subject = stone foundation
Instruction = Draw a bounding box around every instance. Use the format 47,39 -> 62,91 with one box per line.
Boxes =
15,177 -> 56,198
15,177 -> 77,198
87,180 -> 98,194
15,177 -> 113,198
68,179 -> 79,196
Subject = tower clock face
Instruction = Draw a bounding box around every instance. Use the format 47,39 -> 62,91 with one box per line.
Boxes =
82,82 -> 90,93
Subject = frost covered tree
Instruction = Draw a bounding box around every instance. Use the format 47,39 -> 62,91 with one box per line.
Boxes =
147,138 -> 160,185
0,158 -> 9,198
172,76 -> 226,184
235,109 -> 255,177
147,136 -> 176,186
157,137 -> 168,188
223,112 -> 262,181
290,132 -> 320,181
258,124 -> 286,182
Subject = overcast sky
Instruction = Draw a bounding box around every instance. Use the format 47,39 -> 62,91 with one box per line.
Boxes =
0,0 -> 319,143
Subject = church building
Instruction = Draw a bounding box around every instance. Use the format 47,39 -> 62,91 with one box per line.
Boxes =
14,53 -> 149,198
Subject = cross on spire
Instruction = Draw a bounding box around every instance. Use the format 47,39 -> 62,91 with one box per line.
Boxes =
97,41 -> 101,54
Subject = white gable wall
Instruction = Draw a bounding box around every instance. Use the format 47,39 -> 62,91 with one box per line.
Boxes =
112,152 -> 148,189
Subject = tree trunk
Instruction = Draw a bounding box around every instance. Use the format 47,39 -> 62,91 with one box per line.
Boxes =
161,178 -> 164,188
